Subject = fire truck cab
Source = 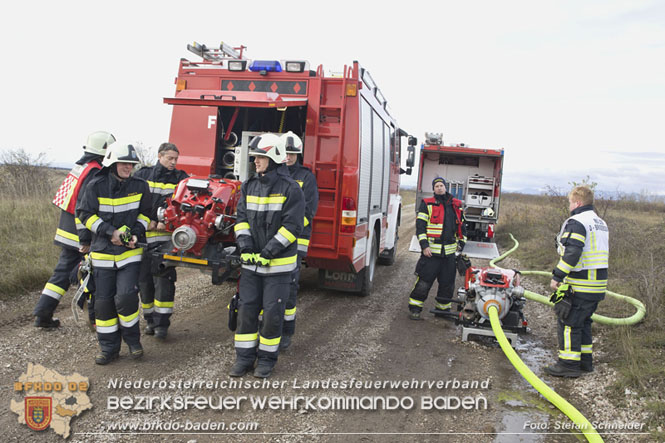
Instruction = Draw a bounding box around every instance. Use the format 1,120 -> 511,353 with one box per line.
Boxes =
163,42 -> 414,296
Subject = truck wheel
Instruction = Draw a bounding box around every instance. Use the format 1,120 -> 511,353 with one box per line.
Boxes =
378,224 -> 398,266
359,234 -> 379,296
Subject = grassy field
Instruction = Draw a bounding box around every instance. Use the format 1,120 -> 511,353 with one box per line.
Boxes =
0,164 -> 63,298
496,191 -> 665,435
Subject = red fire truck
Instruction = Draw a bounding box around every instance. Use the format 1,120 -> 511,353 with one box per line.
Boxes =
411,132 -> 504,259
160,42 -> 415,296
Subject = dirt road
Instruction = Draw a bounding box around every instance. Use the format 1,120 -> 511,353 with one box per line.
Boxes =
0,208 -> 638,442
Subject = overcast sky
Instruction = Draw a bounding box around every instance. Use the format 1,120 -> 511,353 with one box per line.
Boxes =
1,0 -> 663,195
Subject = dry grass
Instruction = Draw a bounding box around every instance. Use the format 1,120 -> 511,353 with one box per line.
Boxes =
0,164 -> 64,298
400,189 -> 416,206
496,191 -> 665,434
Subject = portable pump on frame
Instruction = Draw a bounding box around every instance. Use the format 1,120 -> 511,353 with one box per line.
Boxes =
437,259 -> 528,347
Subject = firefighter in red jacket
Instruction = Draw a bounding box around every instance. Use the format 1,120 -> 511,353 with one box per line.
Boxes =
281,131 -> 319,351
77,142 -> 152,365
408,176 -> 467,320
33,131 -> 116,328
231,133 -> 304,378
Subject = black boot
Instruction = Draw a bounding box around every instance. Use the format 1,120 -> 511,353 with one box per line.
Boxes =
95,351 -> 119,365
128,343 -> 144,360
34,316 -> 60,329
409,309 -> 423,321
545,362 -> 581,378
580,359 -> 593,373
144,323 -> 155,335
253,362 -> 274,378
229,361 -> 254,377
154,327 -> 168,340
279,335 -> 292,351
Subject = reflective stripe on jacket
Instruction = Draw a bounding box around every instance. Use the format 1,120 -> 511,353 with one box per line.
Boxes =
553,205 -> 609,298
416,195 -> 466,256
234,164 -> 304,275
76,170 -> 152,269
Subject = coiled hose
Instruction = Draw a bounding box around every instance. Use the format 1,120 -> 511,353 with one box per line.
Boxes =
485,233 -> 646,442
490,234 -> 646,325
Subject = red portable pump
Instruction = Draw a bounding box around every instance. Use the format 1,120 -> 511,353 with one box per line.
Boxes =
154,175 -> 242,283
455,266 -> 528,337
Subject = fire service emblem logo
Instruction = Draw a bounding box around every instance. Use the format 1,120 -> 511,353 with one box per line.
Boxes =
25,397 -> 52,431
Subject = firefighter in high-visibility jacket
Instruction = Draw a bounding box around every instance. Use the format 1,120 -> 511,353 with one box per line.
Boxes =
408,176 -> 467,320
545,185 -> 609,378
231,133 -> 304,378
33,131 -> 116,328
281,131 -> 319,351
134,143 -> 189,339
76,142 -> 152,365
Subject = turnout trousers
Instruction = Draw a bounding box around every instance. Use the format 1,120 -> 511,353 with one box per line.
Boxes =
234,270 -> 290,368
282,253 -> 304,337
93,263 -> 141,354
557,296 -> 599,370
408,253 -> 457,312
139,249 -> 176,329
33,247 -> 82,318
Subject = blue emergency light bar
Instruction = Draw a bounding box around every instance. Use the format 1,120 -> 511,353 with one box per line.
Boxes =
249,60 -> 282,73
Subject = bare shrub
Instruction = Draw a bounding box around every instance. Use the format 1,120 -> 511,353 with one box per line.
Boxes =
132,141 -> 156,167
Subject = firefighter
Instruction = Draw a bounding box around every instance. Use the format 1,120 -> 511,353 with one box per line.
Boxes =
77,142 -> 152,365
281,131 -> 319,350
408,177 -> 467,320
134,143 -> 189,339
230,133 -> 304,378
33,131 -> 116,328
545,185 -> 609,378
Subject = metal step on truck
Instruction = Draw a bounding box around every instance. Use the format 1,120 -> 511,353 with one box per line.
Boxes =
409,132 -> 504,260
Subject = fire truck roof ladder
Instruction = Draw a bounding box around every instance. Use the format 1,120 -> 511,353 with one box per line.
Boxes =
187,41 -> 246,62
310,64 -> 353,250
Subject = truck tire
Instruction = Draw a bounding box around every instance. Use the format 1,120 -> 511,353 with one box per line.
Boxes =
359,234 -> 379,297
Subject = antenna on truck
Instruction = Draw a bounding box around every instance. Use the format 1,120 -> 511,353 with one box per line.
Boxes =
187,41 -> 246,62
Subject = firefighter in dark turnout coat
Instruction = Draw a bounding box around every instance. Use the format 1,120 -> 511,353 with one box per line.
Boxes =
545,185 -> 609,378
230,133 -> 304,378
77,142 -> 152,365
408,177 -> 467,320
281,131 -> 319,350
134,143 -> 189,339
33,131 -> 116,328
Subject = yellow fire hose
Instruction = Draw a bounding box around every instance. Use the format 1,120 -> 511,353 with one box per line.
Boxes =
488,306 -> 603,442
483,233 -> 646,442
490,234 -> 646,325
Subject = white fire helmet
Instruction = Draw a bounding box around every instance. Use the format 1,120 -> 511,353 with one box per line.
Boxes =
483,207 -> 495,217
280,131 -> 303,154
248,133 -> 286,164
102,141 -> 141,167
84,131 -> 116,156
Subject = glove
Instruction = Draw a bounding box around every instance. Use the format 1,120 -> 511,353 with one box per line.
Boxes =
457,240 -> 466,252
550,283 -> 573,320
241,253 -> 257,265
118,225 -> 132,246
255,255 -> 270,266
